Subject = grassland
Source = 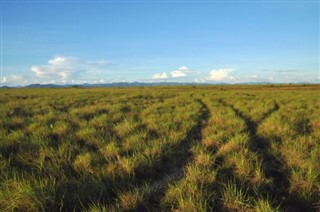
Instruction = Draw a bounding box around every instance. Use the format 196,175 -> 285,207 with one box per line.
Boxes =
0,84 -> 319,211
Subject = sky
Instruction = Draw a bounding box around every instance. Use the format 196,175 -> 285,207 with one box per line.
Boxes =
1,0 -> 319,85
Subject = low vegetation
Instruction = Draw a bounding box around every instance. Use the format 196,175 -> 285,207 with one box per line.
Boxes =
0,85 -> 319,211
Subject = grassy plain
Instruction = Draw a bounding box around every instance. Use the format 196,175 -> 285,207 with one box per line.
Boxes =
0,85 -> 319,211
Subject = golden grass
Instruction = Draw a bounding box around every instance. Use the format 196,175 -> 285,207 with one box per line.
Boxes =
0,85 -> 319,211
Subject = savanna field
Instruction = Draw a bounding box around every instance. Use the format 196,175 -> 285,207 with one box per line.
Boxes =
0,85 -> 319,211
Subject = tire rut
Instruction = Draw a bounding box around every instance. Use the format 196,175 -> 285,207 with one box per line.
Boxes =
139,98 -> 210,210
218,99 -> 293,207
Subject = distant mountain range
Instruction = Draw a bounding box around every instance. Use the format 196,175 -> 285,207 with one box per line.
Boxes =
1,81 -> 316,88
25,82 -> 211,88
2,82 -> 213,88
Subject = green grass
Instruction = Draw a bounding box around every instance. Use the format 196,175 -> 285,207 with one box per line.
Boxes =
0,85 -> 319,211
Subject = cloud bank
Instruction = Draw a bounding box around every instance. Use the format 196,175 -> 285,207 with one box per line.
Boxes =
152,66 -> 192,80
1,75 -> 28,85
152,66 -> 238,83
2,57 -> 317,86
152,72 -> 168,79
209,68 -> 237,82
171,66 -> 190,78
31,56 -> 110,83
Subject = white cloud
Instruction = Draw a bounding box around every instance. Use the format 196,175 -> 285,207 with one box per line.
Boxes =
171,66 -> 190,78
209,68 -> 236,82
151,66 -> 191,80
48,56 -> 67,65
1,76 -> 7,83
1,75 -> 28,85
152,72 -> 168,79
31,56 -> 110,83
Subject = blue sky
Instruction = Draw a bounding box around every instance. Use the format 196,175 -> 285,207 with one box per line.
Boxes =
1,1 -> 319,85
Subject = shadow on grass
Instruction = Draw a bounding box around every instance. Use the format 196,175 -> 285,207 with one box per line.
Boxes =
59,98 -> 211,211
136,98 -> 211,210
218,99 -> 310,211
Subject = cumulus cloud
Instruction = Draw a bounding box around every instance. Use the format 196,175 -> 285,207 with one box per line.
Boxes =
171,66 -> 190,78
31,56 -> 110,83
152,72 -> 168,79
209,68 -> 236,82
1,76 -> 7,83
1,75 -> 28,85
151,66 -> 193,81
